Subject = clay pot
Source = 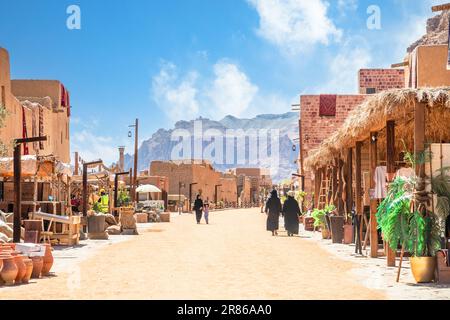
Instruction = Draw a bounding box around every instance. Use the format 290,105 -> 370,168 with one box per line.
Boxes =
42,244 -> 54,276
22,258 -> 33,284
31,256 -> 43,279
0,254 -> 18,286
13,255 -> 26,285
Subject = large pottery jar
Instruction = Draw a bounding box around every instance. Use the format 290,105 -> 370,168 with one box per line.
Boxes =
22,258 -> 33,284
42,244 -> 54,276
0,254 -> 18,286
31,256 -> 43,279
410,256 -> 437,283
13,255 -> 26,285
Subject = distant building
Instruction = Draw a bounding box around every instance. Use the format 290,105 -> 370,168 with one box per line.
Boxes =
0,47 -> 71,163
228,168 -> 273,204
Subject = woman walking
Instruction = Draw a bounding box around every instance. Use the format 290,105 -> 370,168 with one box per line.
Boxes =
193,194 -> 204,224
282,191 -> 301,237
265,189 -> 282,236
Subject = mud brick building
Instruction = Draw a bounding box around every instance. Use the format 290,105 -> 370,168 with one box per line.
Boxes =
150,160 -> 238,205
0,47 -> 71,163
229,168 -> 272,204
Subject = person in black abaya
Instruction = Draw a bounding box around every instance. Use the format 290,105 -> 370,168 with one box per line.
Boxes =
282,191 -> 300,237
193,194 -> 204,224
265,189 -> 282,236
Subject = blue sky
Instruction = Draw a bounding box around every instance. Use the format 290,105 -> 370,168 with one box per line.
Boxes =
0,0 -> 442,163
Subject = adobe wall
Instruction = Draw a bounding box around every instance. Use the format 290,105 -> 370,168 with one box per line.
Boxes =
416,45 -> 450,87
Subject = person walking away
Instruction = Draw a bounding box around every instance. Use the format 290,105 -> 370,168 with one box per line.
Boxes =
282,191 -> 301,237
193,194 -> 204,224
265,189 -> 282,236
204,202 -> 210,224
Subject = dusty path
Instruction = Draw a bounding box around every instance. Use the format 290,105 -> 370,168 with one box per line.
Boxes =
0,208 -> 385,299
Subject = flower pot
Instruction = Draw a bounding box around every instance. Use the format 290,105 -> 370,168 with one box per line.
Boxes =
31,256 -> 43,279
330,216 -> 344,244
22,258 -> 33,284
0,254 -> 18,286
410,256 -> 437,283
13,255 -> 26,285
321,229 -> 331,239
42,244 -> 54,276
343,225 -> 354,244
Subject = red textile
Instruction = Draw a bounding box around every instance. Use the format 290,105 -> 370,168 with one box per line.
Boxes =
22,106 -> 29,155
319,94 -> 337,117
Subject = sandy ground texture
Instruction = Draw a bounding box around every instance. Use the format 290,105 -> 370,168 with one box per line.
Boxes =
0,208 -> 386,300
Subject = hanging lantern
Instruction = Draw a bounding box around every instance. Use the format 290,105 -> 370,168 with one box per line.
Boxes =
292,145 -> 297,152
128,130 -> 132,138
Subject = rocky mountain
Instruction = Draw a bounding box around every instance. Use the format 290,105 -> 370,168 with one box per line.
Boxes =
408,10 -> 449,53
124,112 -> 299,182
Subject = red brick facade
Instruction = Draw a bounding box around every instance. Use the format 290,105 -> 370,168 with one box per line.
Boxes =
358,69 -> 405,94
300,95 -> 368,192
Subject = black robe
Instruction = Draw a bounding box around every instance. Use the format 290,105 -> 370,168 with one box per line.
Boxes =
193,198 -> 203,223
265,196 -> 282,231
282,196 -> 300,235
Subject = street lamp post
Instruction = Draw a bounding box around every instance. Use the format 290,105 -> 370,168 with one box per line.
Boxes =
128,118 -> 139,203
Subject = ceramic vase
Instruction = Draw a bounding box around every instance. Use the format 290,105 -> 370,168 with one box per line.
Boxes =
13,255 -> 26,285
22,258 -> 33,284
31,256 -> 43,279
42,244 -> 54,276
0,254 -> 18,286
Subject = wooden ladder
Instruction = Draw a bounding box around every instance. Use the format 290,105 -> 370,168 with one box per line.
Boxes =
318,179 -> 330,209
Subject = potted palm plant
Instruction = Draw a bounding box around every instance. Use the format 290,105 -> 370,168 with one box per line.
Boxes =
377,148 -> 443,283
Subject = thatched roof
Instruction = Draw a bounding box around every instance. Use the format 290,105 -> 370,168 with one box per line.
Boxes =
304,87 -> 450,170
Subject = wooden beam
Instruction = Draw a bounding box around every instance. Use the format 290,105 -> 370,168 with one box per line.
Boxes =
13,144 -> 21,243
386,120 -> 396,267
346,148 -> 354,216
337,157 -> 344,214
369,132 -> 379,258
314,168 -> 321,209
332,160 -> 338,208
355,142 -> 363,216
432,3 -> 450,12
414,102 -> 426,178
391,61 -> 409,68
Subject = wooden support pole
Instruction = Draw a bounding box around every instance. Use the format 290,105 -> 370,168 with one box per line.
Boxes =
332,161 -> 338,208
337,157 -> 344,214
370,132 -> 379,258
414,102 -> 426,178
13,144 -> 22,243
82,160 -> 103,217
314,168 -> 321,209
74,151 -> 79,176
355,141 -> 363,240
386,120 -> 397,266
346,148 -> 353,216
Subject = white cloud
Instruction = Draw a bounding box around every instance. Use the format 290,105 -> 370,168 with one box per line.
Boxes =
337,0 -> 358,15
207,61 -> 259,118
151,60 -> 286,123
248,0 -> 342,54
152,62 -> 200,121
318,37 -> 372,93
71,129 -> 120,164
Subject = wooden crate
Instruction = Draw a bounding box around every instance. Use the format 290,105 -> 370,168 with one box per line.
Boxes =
135,212 -> 148,223
436,250 -> 450,284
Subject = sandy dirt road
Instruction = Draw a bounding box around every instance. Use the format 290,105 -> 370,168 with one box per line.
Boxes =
0,208 -> 385,300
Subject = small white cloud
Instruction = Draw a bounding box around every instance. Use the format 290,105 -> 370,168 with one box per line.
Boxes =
318,37 -> 372,93
152,62 -> 200,122
207,61 -> 259,118
248,0 -> 342,54
337,0 -> 358,15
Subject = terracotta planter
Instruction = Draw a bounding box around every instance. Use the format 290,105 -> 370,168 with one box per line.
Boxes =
13,255 -> 26,285
31,256 -> 43,279
0,254 -> 18,286
321,229 -> 331,239
343,224 -> 354,244
22,258 -> 33,284
42,244 -> 54,276
410,256 -> 437,283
